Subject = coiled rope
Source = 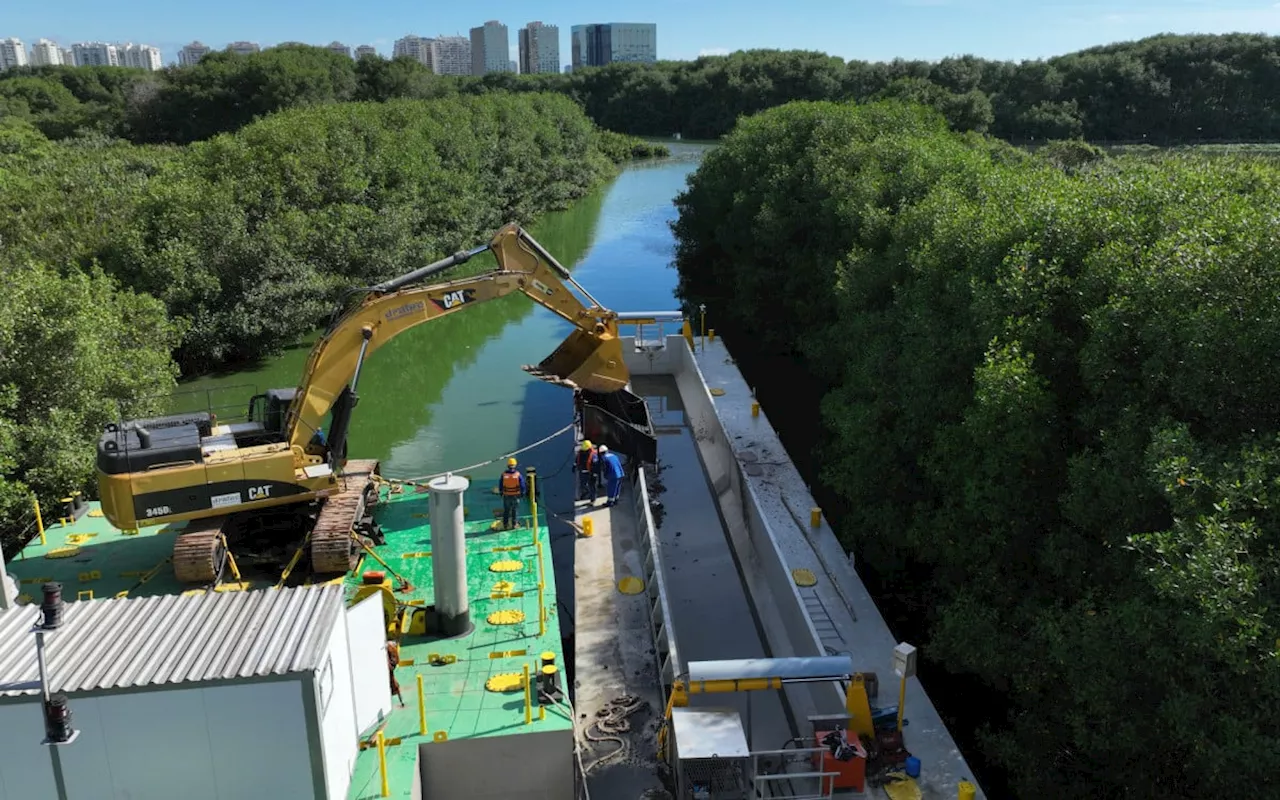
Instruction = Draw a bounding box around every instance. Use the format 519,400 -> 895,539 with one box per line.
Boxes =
582,694 -> 648,774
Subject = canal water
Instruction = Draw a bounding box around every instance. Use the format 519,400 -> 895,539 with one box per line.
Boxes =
177,142 -> 709,487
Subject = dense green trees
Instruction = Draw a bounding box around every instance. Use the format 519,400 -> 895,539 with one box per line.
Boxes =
0,93 -> 660,555
673,99 -> 1280,796
4,34 -> 1280,145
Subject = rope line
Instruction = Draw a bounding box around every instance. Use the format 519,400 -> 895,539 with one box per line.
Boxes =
376,422 -> 576,487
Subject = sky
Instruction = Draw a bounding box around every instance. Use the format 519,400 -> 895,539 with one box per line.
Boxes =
8,0 -> 1280,67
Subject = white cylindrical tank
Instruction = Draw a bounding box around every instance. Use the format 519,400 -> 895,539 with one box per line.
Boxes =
428,473 -> 471,636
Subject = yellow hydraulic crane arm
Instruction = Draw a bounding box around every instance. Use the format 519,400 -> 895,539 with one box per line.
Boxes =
283,223 -> 628,458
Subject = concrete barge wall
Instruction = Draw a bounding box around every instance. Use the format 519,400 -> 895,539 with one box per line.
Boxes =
622,334 -> 983,796
623,337 -> 839,724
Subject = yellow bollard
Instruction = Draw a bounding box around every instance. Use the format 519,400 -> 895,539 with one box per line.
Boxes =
33,496 -> 46,546
581,517 -> 594,537
810,507 -> 821,528
958,780 -> 976,800
376,730 -> 389,797
681,320 -> 695,350
523,664 -> 532,725
708,328 -> 716,342
417,673 -> 427,737
751,401 -> 760,418
538,584 -> 546,637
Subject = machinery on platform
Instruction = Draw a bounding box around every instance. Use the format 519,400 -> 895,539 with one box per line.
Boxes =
94,222 -> 657,585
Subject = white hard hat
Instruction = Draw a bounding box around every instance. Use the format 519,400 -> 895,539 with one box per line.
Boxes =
598,445 -> 608,453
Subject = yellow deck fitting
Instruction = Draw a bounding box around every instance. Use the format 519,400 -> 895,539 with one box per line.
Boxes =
792,568 -> 817,587
214,581 -> 251,593
617,576 -> 645,595
77,570 -> 102,582
122,528 -> 139,536
710,387 -> 726,396
20,576 -> 53,584
45,546 -> 81,559
88,509 -> 103,517
16,594 -> 32,604
489,649 -> 528,659
182,588 -> 209,597
402,551 -> 431,559
489,559 -> 523,573
433,731 -> 448,742
76,590 -> 93,600
490,589 -> 525,599
488,609 -> 526,625
581,517 -> 594,537
492,580 -> 515,593
66,533 -> 97,544
484,672 -> 526,692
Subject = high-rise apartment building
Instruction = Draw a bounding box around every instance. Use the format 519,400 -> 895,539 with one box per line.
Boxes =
429,36 -> 470,76
119,43 -> 162,71
355,45 -> 378,59
393,35 -> 432,66
0,38 -> 29,70
328,41 -> 352,58
178,41 -> 211,66
518,22 -> 560,75
227,41 -> 261,56
72,42 -> 120,67
29,38 -> 63,66
469,21 -> 510,75
571,23 -> 657,68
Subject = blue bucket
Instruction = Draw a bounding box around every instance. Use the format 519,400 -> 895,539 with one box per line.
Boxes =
904,756 -> 921,778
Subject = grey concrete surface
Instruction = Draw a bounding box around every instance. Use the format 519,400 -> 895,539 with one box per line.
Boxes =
418,728 -> 573,799
681,335 -> 985,799
572,482 -> 669,800
631,375 -> 793,754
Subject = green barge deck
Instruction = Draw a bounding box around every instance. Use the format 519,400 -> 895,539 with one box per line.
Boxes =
6,474 -> 569,800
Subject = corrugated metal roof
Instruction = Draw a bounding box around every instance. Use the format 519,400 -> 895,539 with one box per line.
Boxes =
0,584 -> 344,697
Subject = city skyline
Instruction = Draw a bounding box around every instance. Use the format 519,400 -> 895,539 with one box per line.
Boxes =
8,0 -> 1280,69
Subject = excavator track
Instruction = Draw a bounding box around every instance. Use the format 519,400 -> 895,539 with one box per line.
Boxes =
172,516 -> 230,584
310,459 -> 381,575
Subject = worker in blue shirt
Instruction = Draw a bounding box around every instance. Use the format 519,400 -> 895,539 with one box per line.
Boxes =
597,445 -> 626,507
499,457 -> 527,529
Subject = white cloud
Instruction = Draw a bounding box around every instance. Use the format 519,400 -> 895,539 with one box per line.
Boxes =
698,47 -> 730,57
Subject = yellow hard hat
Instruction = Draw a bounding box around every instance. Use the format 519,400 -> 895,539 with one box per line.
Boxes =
507,457 -> 517,467
581,440 -> 592,450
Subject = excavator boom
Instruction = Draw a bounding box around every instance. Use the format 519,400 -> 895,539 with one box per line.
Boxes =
94,222 -> 642,584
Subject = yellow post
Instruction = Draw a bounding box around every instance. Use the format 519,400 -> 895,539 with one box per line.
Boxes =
538,583 -> 546,637
709,328 -> 716,342
699,305 -> 706,352
810,507 -> 821,528
751,401 -> 760,418
376,730 -> 389,797
523,664 -> 532,725
33,496 -> 46,546
897,672 -> 907,733
527,467 -> 538,543
581,517 -> 594,537
958,780 -> 976,800
417,673 -> 427,736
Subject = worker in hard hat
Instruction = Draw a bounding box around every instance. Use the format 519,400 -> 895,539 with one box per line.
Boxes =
576,440 -> 598,503
597,445 -> 626,507
500,457 -> 527,530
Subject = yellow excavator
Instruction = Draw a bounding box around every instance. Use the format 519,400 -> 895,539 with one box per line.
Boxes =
96,223 -> 634,584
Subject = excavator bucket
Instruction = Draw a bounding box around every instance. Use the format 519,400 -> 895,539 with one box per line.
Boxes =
523,329 -> 630,393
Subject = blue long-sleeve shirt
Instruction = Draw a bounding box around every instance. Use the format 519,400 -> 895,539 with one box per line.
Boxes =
600,452 -> 625,481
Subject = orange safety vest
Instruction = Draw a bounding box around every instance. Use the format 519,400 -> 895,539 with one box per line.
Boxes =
500,470 -> 523,497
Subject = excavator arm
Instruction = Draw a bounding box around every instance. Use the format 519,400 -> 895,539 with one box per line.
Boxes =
284,222 -> 629,463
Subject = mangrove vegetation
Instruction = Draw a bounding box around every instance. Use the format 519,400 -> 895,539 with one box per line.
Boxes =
672,98 -> 1280,797
0,91 -> 660,553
